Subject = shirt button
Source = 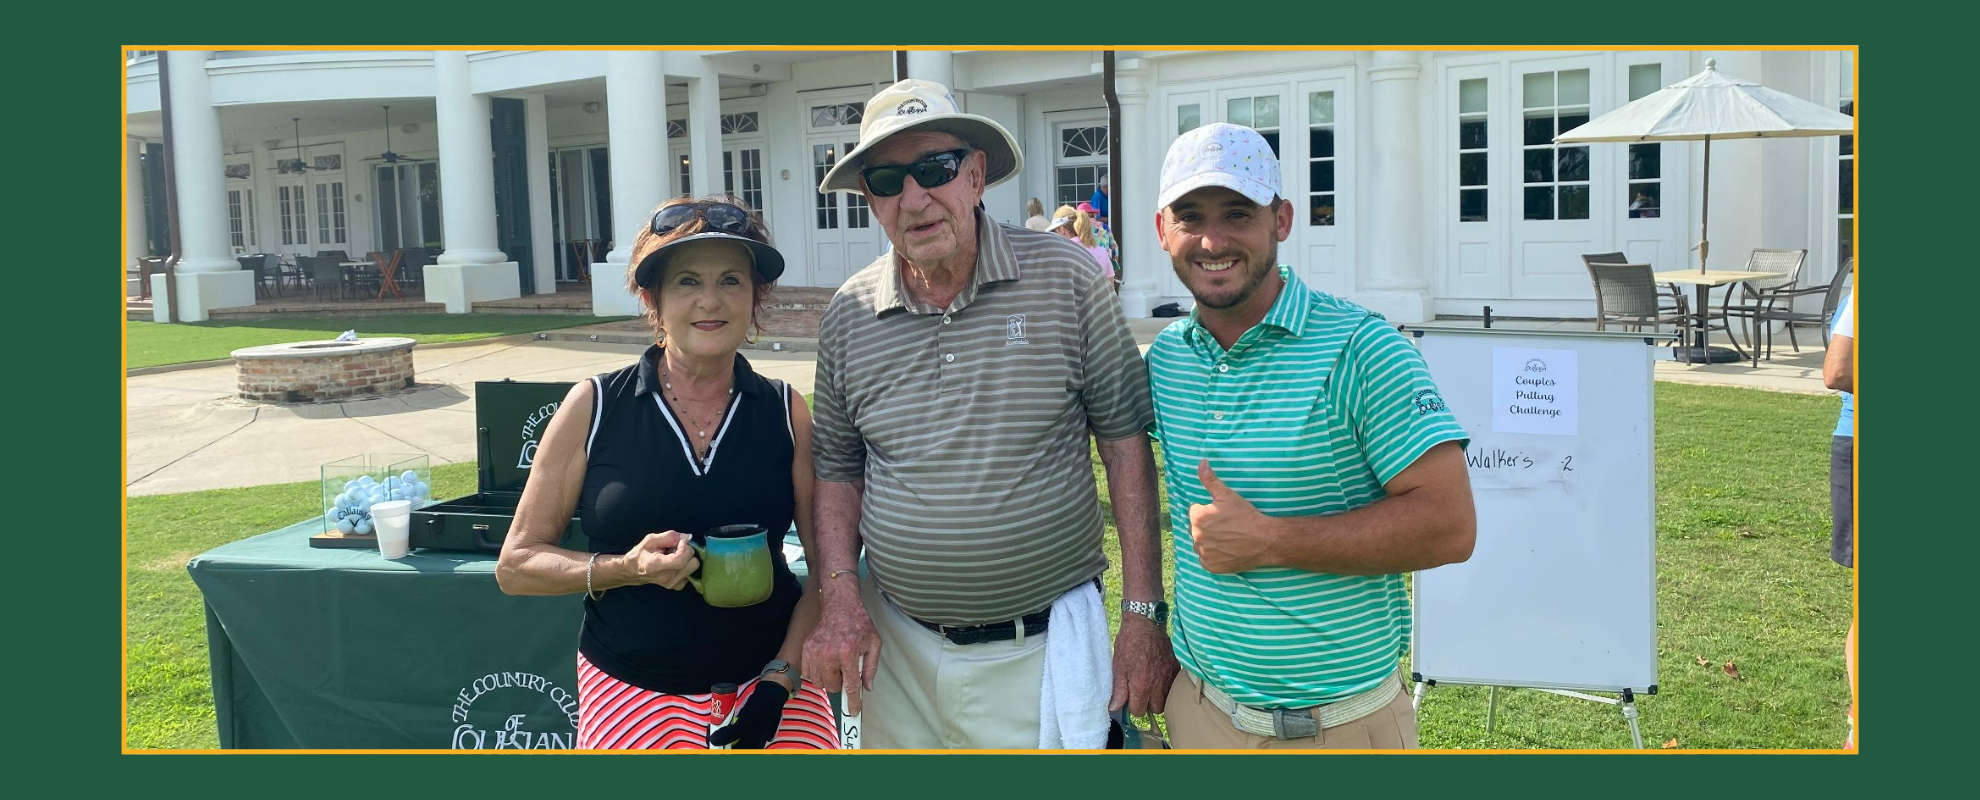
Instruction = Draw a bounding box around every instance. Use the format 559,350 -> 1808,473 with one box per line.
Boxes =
942,315 -> 952,325
944,354 -> 956,363
1217,363 -> 1230,373
1213,412 -> 1224,420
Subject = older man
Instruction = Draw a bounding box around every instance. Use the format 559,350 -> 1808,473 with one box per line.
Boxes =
1145,123 -> 1476,749
802,79 -> 1176,749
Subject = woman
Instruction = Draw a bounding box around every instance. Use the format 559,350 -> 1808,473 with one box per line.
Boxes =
1049,204 -> 1116,286
497,195 -> 836,750
1024,197 -> 1050,231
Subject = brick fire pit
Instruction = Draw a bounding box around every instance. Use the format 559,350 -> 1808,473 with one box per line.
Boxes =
232,338 -> 417,404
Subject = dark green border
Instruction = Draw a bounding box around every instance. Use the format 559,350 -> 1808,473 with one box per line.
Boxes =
49,8 -> 1936,792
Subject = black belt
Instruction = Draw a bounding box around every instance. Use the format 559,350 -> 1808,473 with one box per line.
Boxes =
911,609 -> 1051,646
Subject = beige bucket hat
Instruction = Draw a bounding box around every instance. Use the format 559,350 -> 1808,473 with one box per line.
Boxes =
817,78 -> 1023,194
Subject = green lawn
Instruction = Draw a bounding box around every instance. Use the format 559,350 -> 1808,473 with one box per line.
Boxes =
125,382 -> 1848,750
126,314 -> 631,370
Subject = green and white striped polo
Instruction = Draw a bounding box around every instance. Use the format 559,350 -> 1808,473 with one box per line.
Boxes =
811,213 -> 1153,625
1147,266 -> 1468,708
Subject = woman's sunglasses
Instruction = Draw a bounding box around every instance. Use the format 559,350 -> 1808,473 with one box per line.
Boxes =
859,149 -> 972,198
650,201 -> 755,236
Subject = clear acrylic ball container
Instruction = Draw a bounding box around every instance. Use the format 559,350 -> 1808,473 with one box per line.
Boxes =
320,453 -> 433,535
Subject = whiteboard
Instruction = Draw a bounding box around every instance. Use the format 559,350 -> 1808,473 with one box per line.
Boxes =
1410,328 -> 1658,693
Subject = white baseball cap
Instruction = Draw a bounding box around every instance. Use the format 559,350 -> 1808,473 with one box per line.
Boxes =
818,79 -> 1023,194
1157,122 -> 1281,210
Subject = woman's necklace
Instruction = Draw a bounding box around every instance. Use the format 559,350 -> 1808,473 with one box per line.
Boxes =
661,362 -> 733,466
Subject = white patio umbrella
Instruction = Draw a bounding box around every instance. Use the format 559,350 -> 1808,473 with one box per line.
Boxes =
1556,58 -> 1855,272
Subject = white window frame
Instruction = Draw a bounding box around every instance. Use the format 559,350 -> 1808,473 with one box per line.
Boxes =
1046,112 -> 1109,210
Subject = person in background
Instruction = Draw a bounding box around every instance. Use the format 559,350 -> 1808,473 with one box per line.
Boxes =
1025,197 -> 1050,231
497,196 -> 837,751
1088,173 -> 1110,221
1823,287 -> 1855,749
1048,204 -> 1116,289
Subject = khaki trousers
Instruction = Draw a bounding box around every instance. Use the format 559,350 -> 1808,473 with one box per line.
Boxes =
859,576 -> 1049,749
1162,672 -> 1419,750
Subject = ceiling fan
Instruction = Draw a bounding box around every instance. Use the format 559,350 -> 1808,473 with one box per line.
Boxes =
363,105 -> 428,164
270,117 -> 331,173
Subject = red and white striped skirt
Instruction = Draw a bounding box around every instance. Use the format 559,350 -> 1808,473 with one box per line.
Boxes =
576,652 -> 841,750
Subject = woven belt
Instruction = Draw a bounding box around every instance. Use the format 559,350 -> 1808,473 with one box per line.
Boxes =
1193,671 -> 1403,740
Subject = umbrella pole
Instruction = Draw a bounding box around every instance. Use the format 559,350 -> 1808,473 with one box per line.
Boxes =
1698,135 -> 1711,273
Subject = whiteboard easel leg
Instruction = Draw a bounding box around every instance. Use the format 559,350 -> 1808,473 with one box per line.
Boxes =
1622,693 -> 1643,749
1411,678 -> 1428,714
1486,687 -> 1500,734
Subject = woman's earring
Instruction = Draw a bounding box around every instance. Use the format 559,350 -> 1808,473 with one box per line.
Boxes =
746,329 -> 760,345
655,328 -> 666,346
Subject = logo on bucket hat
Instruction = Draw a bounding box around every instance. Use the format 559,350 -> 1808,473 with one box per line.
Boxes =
1158,122 -> 1281,210
818,78 -> 1023,194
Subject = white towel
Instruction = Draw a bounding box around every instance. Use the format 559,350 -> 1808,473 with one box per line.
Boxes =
1038,582 -> 1112,749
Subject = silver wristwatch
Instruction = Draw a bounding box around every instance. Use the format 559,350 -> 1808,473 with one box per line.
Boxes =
760,658 -> 795,683
1123,599 -> 1170,626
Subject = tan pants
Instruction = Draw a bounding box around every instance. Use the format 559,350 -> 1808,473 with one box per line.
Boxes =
859,576 -> 1049,749
1162,672 -> 1419,750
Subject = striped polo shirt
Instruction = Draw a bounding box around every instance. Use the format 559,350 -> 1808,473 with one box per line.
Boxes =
812,211 -> 1154,624
1147,266 -> 1468,707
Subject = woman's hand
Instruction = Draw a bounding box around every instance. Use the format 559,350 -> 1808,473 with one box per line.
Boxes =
624,531 -> 700,590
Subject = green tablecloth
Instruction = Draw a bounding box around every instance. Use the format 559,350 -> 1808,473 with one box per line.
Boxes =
188,518 -> 811,750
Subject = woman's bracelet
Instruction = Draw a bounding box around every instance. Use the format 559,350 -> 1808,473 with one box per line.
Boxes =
586,552 -> 606,600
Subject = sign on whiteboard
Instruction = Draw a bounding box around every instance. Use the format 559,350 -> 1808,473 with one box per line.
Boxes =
1493,346 -> 1578,436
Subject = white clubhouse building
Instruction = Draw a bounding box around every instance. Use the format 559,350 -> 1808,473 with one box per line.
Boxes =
124,48 -> 1855,323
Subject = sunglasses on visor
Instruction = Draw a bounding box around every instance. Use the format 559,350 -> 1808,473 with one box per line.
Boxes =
650,201 -> 755,236
859,149 -> 973,198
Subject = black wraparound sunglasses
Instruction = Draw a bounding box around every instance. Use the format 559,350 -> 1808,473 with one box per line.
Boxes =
859,149 -> 972,198
650,201 -> 755,236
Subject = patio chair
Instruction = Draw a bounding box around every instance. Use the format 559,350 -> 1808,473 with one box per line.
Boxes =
1747,257 -> 1852,367
238,255 -> 273,299
396,248 -> 428,290
1714,248 -> 1809,362
1584,253 -> 1689,342
303,256 -> 348,303
315,249 -> 352,265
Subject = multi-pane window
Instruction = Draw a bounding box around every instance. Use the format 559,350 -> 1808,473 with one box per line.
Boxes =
1177,104 -> 1201,136
724,149 -> 765,215
678,155 -> 692,198
1522,69 -> 1591,220
1839,98 -> 1854,262
1457,78 -> 1488,222
1054,124 -> 1109,208
1307,91 -> 1337,227
813,143 -> 868,230
227,187 -> 256,251
279,185 -> 307,246
720,113 -> 759,135
1226,95 -> 1281,156
1626,64 -> 1664,219
315,182 -> 347,245
810,103 -> 863,128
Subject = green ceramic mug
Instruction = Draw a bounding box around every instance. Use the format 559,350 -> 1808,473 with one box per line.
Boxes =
688,524 -> 774,608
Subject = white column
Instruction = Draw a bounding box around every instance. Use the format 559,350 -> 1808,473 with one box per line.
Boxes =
688,58 -> 720,203
126,137 -> 149,284
905,50 -> 954,88
523,93 -> 556,295
1359,50 -> 1434,324
426,51 -> 519,313
1114,68 -> 1158,318
152,50 -> 252,321
595,51 -> 667,317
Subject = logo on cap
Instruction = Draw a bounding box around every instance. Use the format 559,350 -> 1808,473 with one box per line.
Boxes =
897,98 -> 929,116
1204,142 -> 1224,155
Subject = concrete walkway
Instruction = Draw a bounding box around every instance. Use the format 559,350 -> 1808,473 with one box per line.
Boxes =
126,318 -> 1833,497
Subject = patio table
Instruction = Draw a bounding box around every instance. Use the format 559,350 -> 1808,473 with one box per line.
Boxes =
1655,269 -> 1788,364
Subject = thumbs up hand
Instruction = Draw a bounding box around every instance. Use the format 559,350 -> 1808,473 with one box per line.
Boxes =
1188,459 -> 1272,575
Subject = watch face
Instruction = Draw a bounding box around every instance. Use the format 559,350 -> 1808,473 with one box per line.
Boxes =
1153,603 -> 1170,623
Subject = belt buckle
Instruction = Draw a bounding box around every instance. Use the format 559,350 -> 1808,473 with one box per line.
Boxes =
1272,707 -> 1319,740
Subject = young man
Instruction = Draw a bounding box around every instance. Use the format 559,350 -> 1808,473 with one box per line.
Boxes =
1144,123 -> 1477,749
802,79 -> 1176,749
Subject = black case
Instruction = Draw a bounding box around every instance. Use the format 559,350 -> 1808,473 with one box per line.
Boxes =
409,379 -> 588,553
